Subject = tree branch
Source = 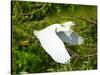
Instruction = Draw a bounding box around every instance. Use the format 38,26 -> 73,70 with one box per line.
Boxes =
49,8 -> 96,25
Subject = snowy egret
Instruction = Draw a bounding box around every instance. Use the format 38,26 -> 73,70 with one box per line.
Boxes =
33,21 -> 84,64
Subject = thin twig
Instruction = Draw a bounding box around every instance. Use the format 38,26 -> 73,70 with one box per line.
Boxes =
32,4 -> 47,14
15,3 -> 47,17
82,53 -> 97,57
16,0 -> 24,18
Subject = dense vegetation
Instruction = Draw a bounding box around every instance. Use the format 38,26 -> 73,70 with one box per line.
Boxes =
12,1 -> 97,74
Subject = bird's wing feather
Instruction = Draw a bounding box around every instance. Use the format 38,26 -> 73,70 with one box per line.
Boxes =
35,30 -> 71,64
56,30 -> 84,45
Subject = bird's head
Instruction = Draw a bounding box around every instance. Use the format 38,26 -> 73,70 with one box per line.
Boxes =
56,21 -> 75,32
62,21 -> 75,28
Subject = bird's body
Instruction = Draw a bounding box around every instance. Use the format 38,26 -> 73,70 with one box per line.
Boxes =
34,24 -> 71,64
34,21 -> 84,64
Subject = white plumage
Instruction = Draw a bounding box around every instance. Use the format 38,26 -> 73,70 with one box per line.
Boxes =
33,21 -> 84,64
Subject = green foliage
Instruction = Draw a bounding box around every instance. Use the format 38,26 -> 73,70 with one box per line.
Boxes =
12,1 -> 97,74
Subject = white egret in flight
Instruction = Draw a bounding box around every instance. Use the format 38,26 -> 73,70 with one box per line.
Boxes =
33,21 -> 84,64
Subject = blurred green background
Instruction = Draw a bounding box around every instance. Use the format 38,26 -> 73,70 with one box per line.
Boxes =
12,1 -> 97,74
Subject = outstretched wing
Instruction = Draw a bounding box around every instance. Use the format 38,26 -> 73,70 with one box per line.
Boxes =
56,30 -> 84,45
34,30 -> 71,64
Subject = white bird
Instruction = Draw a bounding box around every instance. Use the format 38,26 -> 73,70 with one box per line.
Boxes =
33,21 -> 84,64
